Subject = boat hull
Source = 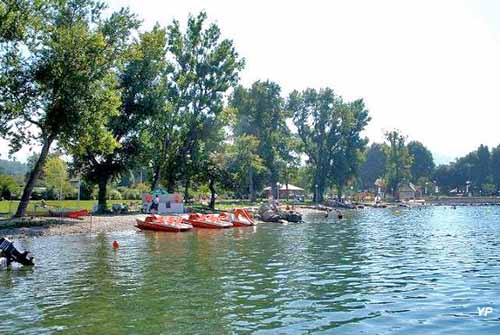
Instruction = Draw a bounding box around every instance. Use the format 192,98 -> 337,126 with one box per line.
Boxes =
186,214 -> 233,229
220,209 -> 255,227
135,219 -> 192,232
188,220 -> 233,229
49,209 -> 89,219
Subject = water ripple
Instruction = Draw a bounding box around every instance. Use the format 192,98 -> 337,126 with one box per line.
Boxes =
1,207 -> 500,334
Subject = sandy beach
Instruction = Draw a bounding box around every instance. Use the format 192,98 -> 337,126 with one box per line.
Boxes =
0,214 -> 145,238
0,207 -> 324,238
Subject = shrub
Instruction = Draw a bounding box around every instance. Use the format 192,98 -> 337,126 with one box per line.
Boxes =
108,189 -> 122,200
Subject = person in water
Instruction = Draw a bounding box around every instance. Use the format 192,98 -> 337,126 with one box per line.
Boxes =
0,237 -> 34,267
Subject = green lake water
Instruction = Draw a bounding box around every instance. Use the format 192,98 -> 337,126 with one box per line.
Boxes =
2,206 -> 500,334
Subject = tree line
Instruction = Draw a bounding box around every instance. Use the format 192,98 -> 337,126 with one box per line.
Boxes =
0,0 -> 371,216
434,145 -> 500,195
1,1 -> 497,217
358,132 -> 500,197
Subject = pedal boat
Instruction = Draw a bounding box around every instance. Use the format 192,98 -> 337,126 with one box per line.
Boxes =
219,209 -> 255,227
186,213 -> 233,229
136,215 -> 193,232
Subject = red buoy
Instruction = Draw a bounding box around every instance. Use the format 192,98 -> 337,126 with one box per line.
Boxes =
112,240 -> 119,249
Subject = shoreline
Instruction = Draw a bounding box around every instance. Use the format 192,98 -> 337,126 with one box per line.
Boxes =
0,207 -> 325,238
2,203 -> 498,238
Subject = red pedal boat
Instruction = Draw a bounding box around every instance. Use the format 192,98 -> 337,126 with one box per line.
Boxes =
136,215 -> 193,232
49,208 -> 89,219
186,213 -> 233,229
219,209 -> 255,227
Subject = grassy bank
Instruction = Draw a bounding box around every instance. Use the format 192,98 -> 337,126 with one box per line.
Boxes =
0,198 -> 309,217
0,199 -> 141,216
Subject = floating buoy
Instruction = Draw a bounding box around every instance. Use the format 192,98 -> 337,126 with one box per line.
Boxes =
112,240 -> 119,249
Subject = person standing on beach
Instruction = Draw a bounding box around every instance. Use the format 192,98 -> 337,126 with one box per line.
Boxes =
150,195 -> 160,214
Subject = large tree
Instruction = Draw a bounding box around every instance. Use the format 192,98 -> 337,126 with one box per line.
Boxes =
231,80 -> 292,199
289,88 -> 370,202
226,134 -> 265,201
330,100 -> 370,198
149,11 -> 244,193
407,141 -> 435,183
69,24 -> 168,211
475,144 -> 491,188
43,155 -> 73,198
383,130 -> 413,195
359,143 -> 387,190
491,145 -> 500,192
0,0 -> 136,216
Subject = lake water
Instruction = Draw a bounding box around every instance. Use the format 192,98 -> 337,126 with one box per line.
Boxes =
2,206 -> 500,334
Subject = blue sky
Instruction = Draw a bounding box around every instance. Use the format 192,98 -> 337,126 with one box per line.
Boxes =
2,0 -> 500,165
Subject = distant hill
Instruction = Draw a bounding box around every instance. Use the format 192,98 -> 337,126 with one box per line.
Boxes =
0,159 -> 28,176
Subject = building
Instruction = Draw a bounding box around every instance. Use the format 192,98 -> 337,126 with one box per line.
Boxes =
396,182 -> 417,201
263,183 -> 305,199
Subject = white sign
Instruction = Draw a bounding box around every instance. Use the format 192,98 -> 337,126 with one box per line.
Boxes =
142,192 -> 184,214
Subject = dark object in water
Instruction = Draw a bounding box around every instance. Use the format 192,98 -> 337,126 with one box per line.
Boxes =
327,199 -> 356,209
282,211 -> 302,223
258,204 -> 302,223
258,204 -> 282,222
336,210 -> 343,219
0,237 -> 34,267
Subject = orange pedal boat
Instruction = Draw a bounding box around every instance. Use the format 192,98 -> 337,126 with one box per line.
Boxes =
186,213 -> 233,229
219,209 -> 255,227
136,215 -> 193,232
49,208 -> 89,219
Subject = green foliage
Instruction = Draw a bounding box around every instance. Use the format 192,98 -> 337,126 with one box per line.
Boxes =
230,80 -> 292,198
383,130 -> 413,194
359,143 -> 387,190
43,156 -> 74,198
0,0 -> 140,216
108,188 -> 122,200
0,174 -> 20,199
69,23 -> 165,208
289,88 -> 370,201
148,11 -> 244,192
434,144 -> 500,194
407,141 -> 435,183
0,159 -> 27,176
492,145 -> 500,190
481,183 -> 496,195
226,134 -> 265,197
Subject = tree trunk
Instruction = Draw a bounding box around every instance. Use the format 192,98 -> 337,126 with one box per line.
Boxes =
151,134 -> 171,190
166,175 -> 175,193
337,185 -> 343,201
248,168 -> 256,202
97,175 -> 109,213
15,134 -> 55,217
184,176 -> 190,203
209,178 -> 216,210
270,167 -> 279,199
151,163 -> 161,191
313,172 -> 324,203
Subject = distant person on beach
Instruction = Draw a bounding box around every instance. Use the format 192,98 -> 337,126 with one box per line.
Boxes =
150,195 -> 160,213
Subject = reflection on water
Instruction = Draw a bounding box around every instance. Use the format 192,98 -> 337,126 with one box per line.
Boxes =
1,207 -> 500,334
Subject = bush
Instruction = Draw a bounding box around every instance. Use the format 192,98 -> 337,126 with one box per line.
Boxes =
0,175 -> 20,200
108,188 -> 122,200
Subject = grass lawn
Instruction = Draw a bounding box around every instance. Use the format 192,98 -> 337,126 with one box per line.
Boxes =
0,199 -> 141,216
0,198 -> 311,217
